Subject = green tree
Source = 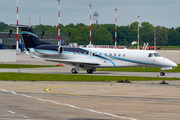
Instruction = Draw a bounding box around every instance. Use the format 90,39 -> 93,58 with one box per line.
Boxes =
0,22 -> 7,31
65,23 -> 75,28
168,30 -> 180,46
130,21 -> 138,30
76,26 -> 89,45
75,23 -> 86,29
103,24 -> 115,41
64,27 -> 77,43
156,26 -> 169,46
118,26 -> 131,46
176,27 -> 180,33
94,27 -> 113,45
141,22 -> 154,46
129,22 -> 139,45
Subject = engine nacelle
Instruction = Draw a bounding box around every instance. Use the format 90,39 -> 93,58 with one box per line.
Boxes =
34,45 -> 63,56
58,46 -> 63,55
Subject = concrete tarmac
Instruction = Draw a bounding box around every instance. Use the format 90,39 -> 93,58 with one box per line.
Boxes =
0,81 -> 180,120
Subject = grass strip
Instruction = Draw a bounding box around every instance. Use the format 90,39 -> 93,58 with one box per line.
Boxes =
0,64 -> 59,68
0,73 -> 179,81
160,46 -> 180,50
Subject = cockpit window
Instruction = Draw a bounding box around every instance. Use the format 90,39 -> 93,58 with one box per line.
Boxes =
148,53 -> 153,57
154,53 -> 161,57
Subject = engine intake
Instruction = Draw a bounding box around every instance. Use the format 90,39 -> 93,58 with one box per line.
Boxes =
58,46 -> 63,55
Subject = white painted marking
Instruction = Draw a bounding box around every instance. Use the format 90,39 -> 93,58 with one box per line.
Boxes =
10,91 -> 18,95
1,89 -> 8,92
64,104 -> 81,109
33,97 -> 47,101
47,100 -> 63,105
22,115 -> 29,118
2,89 -> 137,120
20,94 -> 33,98
6,110 -> 15,114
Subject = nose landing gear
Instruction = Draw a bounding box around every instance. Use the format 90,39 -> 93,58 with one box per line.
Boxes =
160,71 -> 165,76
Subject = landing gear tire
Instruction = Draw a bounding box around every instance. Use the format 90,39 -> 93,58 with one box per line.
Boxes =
87,69 -> 93,74
71,68 -> 78,74
160,72 -> 165,76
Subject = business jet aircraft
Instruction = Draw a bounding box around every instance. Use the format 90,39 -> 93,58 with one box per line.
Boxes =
17,25 -> 177,76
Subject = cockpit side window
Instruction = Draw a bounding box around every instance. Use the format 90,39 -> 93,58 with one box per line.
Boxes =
154,53 -> 161,57
148,53 -> 153,57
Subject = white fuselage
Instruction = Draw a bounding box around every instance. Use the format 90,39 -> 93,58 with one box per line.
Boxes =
29,47 -> 177,70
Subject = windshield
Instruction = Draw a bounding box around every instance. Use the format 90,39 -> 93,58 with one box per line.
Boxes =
154,53 -> 161,57
148,53 -> 153,57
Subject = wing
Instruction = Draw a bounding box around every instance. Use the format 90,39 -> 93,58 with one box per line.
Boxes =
44,58 -> 100,65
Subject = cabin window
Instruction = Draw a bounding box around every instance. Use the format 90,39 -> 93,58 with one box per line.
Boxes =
79,52 -> 81,55
148,53 -> 153,57
154,53 -> 161,57
110,53 -> 112,56
123,54 -> 125,57
105,53 -> 107,56
94,53 -> 97,55
118,54 -> 121,57
74,52 -> 76,54
99,53 -> 102,56
114,53 -> 116,56
84,52 -> 86,55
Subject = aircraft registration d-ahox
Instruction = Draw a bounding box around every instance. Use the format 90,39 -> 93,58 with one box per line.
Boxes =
17,25 -> 177,76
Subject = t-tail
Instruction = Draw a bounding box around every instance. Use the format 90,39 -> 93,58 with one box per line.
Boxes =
17,25 -> 49,51
17,25 -> 63,58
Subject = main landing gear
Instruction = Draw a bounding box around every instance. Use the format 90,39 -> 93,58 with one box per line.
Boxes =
87,69 -> 93,74
71,68 -> 78,74
71,68 -> 95,74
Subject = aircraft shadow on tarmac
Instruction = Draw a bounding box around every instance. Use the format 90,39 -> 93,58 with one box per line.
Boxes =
69,118 -> 111,120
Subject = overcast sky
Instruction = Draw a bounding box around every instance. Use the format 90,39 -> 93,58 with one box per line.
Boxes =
0,0 -> 180,28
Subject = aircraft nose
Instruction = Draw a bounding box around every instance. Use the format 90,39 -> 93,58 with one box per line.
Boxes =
173,62 -> 178,67
167,59 -> 178,67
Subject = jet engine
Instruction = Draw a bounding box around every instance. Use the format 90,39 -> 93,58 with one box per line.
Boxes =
58,46 -> 63,55
34,45 -> 63,56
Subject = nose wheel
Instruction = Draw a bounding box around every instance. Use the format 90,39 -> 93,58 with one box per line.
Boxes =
160,72 -> 165,76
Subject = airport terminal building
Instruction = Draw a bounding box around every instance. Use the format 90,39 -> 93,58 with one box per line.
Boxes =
0,32 -> 67,51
